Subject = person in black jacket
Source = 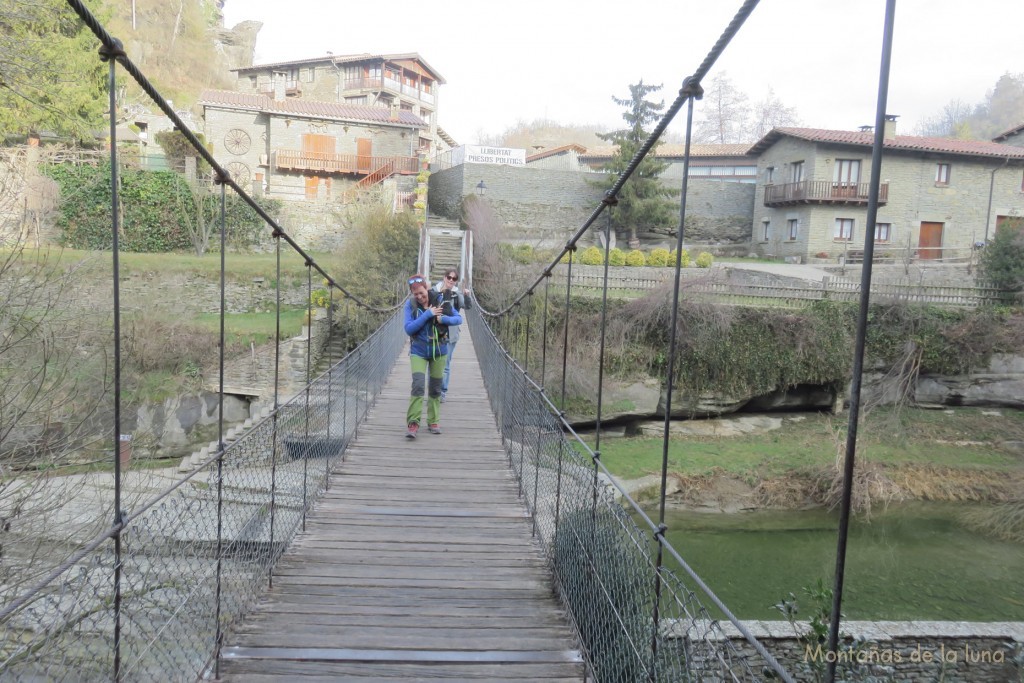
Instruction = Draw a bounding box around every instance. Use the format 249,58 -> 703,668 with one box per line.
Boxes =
432,268 -> 471,403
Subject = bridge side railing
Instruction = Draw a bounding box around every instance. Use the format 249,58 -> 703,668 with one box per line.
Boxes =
469,305 -> 791,682
0,310 -> 404,681
1,1 -> 410,678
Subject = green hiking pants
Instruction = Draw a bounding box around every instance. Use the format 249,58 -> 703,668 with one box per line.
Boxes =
407,353 -> 446,426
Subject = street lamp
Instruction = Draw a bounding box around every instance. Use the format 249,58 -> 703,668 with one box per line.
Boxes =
476,180 -> 486,196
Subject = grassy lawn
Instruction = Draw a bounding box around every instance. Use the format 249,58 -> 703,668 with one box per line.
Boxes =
10,247 -> 321,282
194,307 -> 307,346
589,407 -> 1024,481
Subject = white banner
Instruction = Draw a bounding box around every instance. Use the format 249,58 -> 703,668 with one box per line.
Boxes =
463,145 -> 526,166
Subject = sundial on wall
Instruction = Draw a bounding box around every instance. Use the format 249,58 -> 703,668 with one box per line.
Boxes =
226,161 -> 251,188
224,128 -> 251,155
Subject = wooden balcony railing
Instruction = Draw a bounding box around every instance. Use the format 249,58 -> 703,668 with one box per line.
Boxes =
272,150 -> 419,176
763,180 -> 888,206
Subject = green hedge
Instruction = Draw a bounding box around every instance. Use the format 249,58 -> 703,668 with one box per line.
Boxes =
44,162 -> 278,252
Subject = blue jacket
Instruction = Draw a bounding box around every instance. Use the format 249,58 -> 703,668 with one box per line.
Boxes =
404,291 -> 463,359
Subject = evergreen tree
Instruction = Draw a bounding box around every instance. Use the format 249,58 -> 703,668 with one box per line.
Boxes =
980,220 -> 1024,298
0,0 -> 108,140
596,81 -> 676,247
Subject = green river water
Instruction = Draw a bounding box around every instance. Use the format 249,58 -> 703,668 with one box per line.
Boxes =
650,502 -> 1024,622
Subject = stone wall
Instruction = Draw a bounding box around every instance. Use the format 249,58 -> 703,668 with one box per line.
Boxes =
724,620 -> 1024,682
428,163 -> 756,249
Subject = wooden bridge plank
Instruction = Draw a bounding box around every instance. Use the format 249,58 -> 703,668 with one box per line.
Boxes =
219,326 -> 583,680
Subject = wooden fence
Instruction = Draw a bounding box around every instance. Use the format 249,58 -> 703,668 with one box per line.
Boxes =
549,271 -> 1005,308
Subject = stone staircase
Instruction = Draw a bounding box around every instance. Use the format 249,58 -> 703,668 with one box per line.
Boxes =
426,214 -> 465,284
312,323 -> 349,378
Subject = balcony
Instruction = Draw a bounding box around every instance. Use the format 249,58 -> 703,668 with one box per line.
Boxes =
272,150 -> 419,176
763,181 -> 888,207
341,77 -> 435,104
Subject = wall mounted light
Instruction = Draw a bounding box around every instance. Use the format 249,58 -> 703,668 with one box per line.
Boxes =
476,180 -> 487,196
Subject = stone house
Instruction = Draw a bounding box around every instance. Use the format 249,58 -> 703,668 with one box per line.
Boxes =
993,121 -> 1024,147
748,118 -> 1024,261
230,52 -> 448,156
200,89 -> 426,203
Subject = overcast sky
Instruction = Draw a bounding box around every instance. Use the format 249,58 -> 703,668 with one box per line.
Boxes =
222,0 -> 1023,145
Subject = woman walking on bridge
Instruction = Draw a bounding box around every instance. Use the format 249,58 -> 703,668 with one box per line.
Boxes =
404,274 -> 462,438
432,268 -> 471,403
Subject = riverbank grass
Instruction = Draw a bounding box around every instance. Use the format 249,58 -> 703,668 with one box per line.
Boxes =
592,407 -> 1024,502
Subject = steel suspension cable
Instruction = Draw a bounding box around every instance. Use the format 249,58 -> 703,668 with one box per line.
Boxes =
827,2 -> 897,680
650,92 -> 697,679
100,42 -> 125,683
268,234 -> 283,588
213,176 -> 228,677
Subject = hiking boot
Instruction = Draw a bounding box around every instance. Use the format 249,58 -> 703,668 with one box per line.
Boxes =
406,423 -> 419,439
428,424 -> 442,434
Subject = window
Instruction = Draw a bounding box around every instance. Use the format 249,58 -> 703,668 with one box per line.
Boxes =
790,161 -> 804,183
765,166 -> 775,184
787,218 -> 799,240
345,95 -> 368,106
874,222 -> 891,242
834,218 -> 854,241
935,163 -> 950,185
762,220 -> 771,242
833,159 -> 861,185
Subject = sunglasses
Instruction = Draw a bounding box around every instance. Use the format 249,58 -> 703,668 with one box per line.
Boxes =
408,276 -> 425,285
445,275 -> 457,281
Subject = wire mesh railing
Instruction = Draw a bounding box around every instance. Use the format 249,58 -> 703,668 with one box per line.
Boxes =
1,0 -> 409,679
469,305 -> 793,682
0,310 -> 404,681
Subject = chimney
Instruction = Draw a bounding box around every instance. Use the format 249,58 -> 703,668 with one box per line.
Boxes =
272,72 -> 286,100
389,102 -> 400,120
883,114 -> 898,139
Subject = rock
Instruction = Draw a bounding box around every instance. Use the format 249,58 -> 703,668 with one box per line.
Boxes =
638,415 -> 783,438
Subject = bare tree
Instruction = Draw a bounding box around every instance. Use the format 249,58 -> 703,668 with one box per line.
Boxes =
914,98 -> 974,137
0,226 -> 114,600
750,87 -> 801,140
694,73 -> 752,144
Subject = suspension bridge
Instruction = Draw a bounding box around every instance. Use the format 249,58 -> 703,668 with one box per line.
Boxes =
0,0 -> 924,680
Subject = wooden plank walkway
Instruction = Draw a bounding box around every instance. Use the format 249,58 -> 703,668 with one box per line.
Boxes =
219,325 -> 584,681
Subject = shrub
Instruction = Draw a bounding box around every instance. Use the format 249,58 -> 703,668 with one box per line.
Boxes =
310,288 -> 330,308
647,247 -> 669,267
559,249 -> 577,264
513,244 -> 535,264
979,224 -> 1024,297
695,251 -> 714,268
669,249 -> 690,267
608,247 -> 625,266
625,249 -> 646,267
580,246 -> 605,265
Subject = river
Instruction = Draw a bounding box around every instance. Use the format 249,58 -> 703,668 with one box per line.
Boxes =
649,501 -> 1024,621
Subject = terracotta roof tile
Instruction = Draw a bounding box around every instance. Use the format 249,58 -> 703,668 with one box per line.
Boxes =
199,89 -> 426,128
993,122 -> 1024,142
750,127 -> 1024,159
